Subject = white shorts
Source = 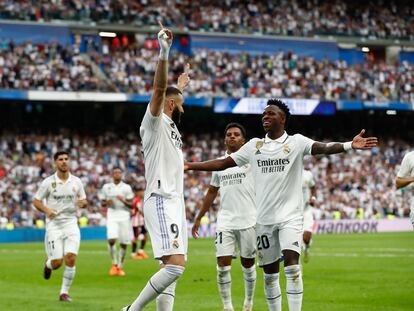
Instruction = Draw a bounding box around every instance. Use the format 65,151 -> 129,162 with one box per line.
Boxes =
144,194 -> 188,260
256,217 -> 303,266
303,209 -> 314,233
215,226 -> 256,259
107,218 -> 132,244
45,223 -> 80,260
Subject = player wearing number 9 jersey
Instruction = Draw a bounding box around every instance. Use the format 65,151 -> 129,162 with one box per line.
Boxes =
121,25 -> 191,311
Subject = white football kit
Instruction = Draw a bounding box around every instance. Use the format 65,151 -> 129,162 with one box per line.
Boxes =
34,173 -> 86,260
211,154 -> 256,259
397,151 -> 414,224
101,181 -> 134,244
302,169 -> 316,233
140,105 -> 187,259
231,132 -> 314,266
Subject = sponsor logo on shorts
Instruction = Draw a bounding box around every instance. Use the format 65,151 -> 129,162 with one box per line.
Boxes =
173,240 -> 179,249
258,251 -> 263,260
292,241 -> 299,247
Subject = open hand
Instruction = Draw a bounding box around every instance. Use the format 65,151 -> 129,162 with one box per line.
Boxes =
352,129 -> 378,150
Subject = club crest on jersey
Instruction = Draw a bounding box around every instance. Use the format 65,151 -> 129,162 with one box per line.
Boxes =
255,140 -> 264,155
170,122 -> 175,128
283,144 -> 291,154
172,240 -> 179,249
52,182 -> 56,189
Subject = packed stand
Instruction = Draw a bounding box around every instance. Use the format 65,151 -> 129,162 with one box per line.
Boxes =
0,0 -> 413,40
0,40 -> 112,92
0,132 -> 412,229
97,43 -> 414,103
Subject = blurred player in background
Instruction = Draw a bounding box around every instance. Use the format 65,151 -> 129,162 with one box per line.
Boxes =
101,167 -> 134,277
33,151 -> 87,302
121,23 -> 190,311
131,187 -> 149,259
302,169 -> 316,263
192,123 -> 256,311
186,99 -> 378,311
396,150 -> 414,228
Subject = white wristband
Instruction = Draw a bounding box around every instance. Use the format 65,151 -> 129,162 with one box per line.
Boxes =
159,49 -> 169,60
343,141 -> 353,151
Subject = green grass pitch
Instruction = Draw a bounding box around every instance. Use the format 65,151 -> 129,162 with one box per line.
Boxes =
1,232 -> 413,310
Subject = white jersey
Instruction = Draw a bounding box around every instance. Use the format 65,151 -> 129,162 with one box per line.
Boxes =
140,105 -> 184,201
302,169 -> 315,212
397,151 -> 414,210
211,154 -> 256,231
34,173 -> 86,229
231,132 -> 314,225
101,181 -> 134,221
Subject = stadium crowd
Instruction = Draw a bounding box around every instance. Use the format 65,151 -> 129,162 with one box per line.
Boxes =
0,132 -> 411,229
0,0 -> 412,40
0,40 -> 413,103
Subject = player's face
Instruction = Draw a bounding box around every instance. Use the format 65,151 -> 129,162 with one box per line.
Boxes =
55,155 -> 69,173
262,105 -> 285,133
112,169 -> 122,182
224,127 -> 245,152
136,190 -> 144,198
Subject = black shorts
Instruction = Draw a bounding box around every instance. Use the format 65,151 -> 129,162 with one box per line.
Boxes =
133,225 -> 147,238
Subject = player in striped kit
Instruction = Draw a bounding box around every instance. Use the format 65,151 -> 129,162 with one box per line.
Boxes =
131,187 -> 149,259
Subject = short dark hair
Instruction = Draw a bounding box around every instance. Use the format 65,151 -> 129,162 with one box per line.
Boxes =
166,86 -> 182,97
224,122 -> 247,139
267,98 -> 290,128
113,167 -> 123,172
53,151 -> 69,161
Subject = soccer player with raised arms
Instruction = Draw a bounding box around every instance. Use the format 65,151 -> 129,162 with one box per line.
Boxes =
101,167 -> 134,276
121,22 -> 190,311
192,123 -> 257,311
186,99 -> 378,311
33,151 -> 87,302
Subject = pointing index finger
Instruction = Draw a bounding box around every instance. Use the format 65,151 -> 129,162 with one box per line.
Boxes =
158,20 -> 164,29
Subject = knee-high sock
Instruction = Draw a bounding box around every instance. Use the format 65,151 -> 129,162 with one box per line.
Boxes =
60,266 -> 76,295
118,247 -> 127,269
217,266 -> 233,310
242,265 -> 256,307
108,244 -> 117,265
156,281 -> 177,311
264,273 -> 281,311
129,265 -> 184,311
285,265 -> 303,311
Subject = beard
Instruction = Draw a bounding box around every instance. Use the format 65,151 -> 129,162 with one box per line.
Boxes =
172,107 -> 182,125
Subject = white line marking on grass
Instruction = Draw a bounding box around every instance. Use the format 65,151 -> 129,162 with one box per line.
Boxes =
314,252 -> 414,258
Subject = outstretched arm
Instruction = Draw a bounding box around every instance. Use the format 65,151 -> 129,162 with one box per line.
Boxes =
396,176 -> 414,190
192,186 -> 219,238
149,21 -> 173,117
186,156 -> 237,172
312,129 -> 378,155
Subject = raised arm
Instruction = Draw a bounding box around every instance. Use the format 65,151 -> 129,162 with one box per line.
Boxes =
177,63 -> 191,92
311,129 -> 378,155
186,156 -> 237,172
149,22 -> 173,117
192,185 -> 219,238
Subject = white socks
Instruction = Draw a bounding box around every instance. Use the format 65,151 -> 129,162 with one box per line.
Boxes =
242,265 -> 256,308
108,243 -> 117,265
264,273 -> 282,311
217,266 -> 233,310
118,247 -> 127,269
46,259 -> 53,269
156,281 -> 177,311
129,265 -> 184,311
60,266 -> 76,295
285,265 -> 303,311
